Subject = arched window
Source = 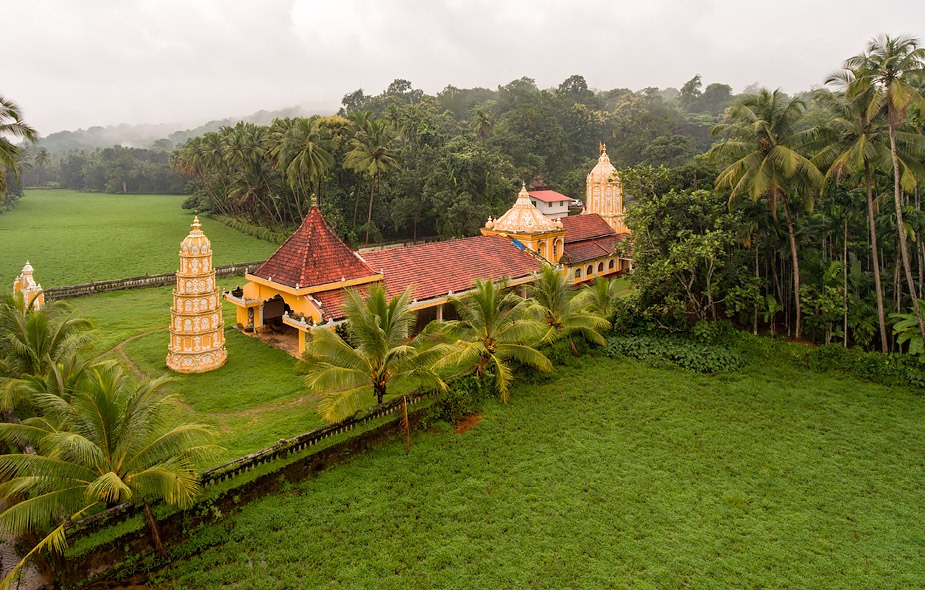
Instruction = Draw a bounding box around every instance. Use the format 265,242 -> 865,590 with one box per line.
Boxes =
553,241 -> 558,257
597,262 -> 604,272
575,268 -> 581,278
586,265 -> 593,276
609,259 -> 616,270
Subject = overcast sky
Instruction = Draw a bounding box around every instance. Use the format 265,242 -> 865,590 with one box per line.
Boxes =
7,0 -> 925,135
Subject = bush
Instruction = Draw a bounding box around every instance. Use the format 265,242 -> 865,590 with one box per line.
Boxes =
209,215 -> 290,245
805,344 -> 925,389
435,375 -> 497,422
604,332 -> 746,373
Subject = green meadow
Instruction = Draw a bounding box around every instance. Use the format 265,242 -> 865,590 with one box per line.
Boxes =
65,278 -> 323,463
0,190 -> 278,286
152,350 -> 925,589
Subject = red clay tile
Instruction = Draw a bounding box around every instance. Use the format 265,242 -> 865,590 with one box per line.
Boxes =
252,206 -> 377,289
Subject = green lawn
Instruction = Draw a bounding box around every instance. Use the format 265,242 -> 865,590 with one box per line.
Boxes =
0,190 -> 278,287
64,277 -> 323,462
152,351 -> 925,589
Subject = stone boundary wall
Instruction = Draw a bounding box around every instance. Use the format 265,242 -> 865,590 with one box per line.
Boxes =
42,261 -> 267,300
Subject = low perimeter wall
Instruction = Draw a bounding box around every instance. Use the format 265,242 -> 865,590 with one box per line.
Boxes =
64,391 -> 441,589
43,261 -> 267,300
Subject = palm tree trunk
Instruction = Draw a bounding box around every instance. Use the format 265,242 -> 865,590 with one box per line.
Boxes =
144,502 -> 167,558
888,119 -> 925,343
780,193 -> 802,339
843,215 -> 849,347
865,162 -> 889,352
365,175 -> 376,244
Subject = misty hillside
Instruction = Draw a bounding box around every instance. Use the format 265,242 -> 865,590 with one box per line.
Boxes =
37,104 -> 336,152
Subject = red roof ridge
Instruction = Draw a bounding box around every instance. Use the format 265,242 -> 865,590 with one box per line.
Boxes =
252,206 -> 378,289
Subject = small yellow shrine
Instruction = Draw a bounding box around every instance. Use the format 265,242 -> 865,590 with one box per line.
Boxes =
167,217 -> 227,373
12,261 -> 44,311
584,144 -> 627,234
481,183 -> 566,262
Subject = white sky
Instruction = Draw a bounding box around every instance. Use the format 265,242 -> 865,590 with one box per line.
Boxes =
7,0 -> 925,135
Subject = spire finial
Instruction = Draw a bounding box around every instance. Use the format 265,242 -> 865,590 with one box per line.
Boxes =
310,194 -> 319,209
192,216 -> 201,230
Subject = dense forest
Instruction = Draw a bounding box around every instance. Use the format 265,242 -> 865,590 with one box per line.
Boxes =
5,35 -> 925,355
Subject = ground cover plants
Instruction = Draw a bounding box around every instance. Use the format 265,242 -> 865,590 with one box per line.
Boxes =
146,348 -> 925,589
0,190 -> 278,286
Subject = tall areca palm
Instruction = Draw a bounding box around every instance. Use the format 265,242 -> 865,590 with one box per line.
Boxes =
812,79 -> 924,351
845,34 -> 925,343
426,280 -> 551,402
528,266 -> 610,353
343,115 -> 400,243
0,96 -> 37,194
709,89 -> 824,338
299,285 -> 445,422
0,364 -> 219,586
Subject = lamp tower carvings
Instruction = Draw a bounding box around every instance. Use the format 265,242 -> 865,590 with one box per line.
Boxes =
167,217 -> 227,373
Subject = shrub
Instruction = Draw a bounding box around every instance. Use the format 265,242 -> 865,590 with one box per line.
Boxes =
805,344 -> 925,389
435,375 -> 497,422
604,332 -> 746,373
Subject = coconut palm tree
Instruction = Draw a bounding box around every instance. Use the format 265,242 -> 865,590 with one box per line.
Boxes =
270,117 -> 333,217
708,89 -> 824,339
844,34 -> 925,343
426,280 -> 551,402
343,115 -> 400,243
527,266 -> 610,354
0,294 -> 91,382
299,285 -> 445,422
812,79 -> 925,351
0,96 -> 37,194
579,276 -> 626,322
0,364 -> 219,586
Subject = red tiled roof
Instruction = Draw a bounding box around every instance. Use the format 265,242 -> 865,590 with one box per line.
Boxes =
313,235 -> 542,321
528,190 -> 572,203
561,235 -> 625,265
252,206 -> 377,289
560,213 -> 615,243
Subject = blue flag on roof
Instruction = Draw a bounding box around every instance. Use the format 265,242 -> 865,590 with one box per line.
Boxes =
511,238 -> 525,251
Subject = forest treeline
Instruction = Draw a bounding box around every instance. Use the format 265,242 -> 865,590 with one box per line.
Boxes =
5,34 -> 925,354
9,73 -> 733,231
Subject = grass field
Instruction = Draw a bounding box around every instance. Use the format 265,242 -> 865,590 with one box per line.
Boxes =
0,190 -> 278,286
63,279 -> 323,462
150,349 -> 925,589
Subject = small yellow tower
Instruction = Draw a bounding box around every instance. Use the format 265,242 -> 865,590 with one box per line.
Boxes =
167,217 -> 227,373
12,261 -> 44,311
585,144 -> 628,234
481,184 -> 566,262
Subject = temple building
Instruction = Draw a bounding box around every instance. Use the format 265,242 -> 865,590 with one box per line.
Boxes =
167,217 -> 227,373
584,144 -> 628,234
224,147 -> 631,356
224,205 -> 542,356
12,262 -> 44,311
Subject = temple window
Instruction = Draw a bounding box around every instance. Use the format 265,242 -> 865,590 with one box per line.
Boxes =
586,265 -> 593,276
575,268 -> 582,278
598,262 -> 604,272
609,259 -> 615,270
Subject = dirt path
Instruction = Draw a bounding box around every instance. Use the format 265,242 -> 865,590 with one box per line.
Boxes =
91,327 -> 168,381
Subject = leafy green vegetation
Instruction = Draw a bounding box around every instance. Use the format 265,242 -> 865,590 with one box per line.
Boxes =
0,190 -> 277,286
151,349 -> 925,589
61,281 -> 322,462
